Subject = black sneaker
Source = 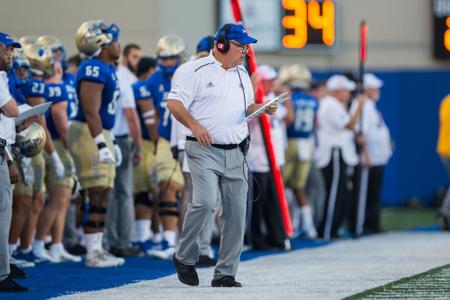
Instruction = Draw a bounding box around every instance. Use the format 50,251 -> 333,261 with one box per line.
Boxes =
109,246 -> 143,257
172,255 -> 199,286
437,214 -> 449,231
9,264 -> 26,279
0,276 -> 29,292
211,276 -> 242,287
196,255 -> 217,267
66,244 -> 87,256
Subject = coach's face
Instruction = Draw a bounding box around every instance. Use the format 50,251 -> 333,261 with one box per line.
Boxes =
365,88 -> 380,101
0,42 -> 14,71
227,40 -> 249,67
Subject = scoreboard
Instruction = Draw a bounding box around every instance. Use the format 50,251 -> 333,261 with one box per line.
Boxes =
218,0 -> 337,53
433,0 -> 450,59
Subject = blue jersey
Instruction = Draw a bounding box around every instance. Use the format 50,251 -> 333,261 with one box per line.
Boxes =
46,83 -> 69,140
143,70 -> 172,140
20,78 -> 47,101
132,80 -> 152,141
63,73 -> 78,120
286,91 -> 319,139
7,71 -> 27,105
74,58 -> 120,130
63,72 -> 76,88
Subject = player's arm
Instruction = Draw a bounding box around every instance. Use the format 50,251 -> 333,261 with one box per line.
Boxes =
137,99 -> 159,142
79,81 -> 103,138
51,101 -> 69,148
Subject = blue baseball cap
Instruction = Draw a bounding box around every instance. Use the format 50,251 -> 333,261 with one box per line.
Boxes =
0,33 -> 21,48
196,35 -> 214,54
215,24 -> 257,45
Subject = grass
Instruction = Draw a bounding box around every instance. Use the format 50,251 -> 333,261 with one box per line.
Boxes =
381,207 -> 437,231
343,264 -> 450,300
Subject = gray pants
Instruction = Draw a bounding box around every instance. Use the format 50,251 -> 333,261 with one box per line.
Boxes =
179,150 -> 215,257
176,141 -> 247,279
0,159 -> 12,281
63,202 -> 78,248
439,156 -> 450,218
305,163 -> 326,227
106,136 -> 135,249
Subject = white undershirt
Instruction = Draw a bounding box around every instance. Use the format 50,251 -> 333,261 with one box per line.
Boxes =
112,65 -> 137,136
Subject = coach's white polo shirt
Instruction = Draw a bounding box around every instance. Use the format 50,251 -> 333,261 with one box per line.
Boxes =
351,99 -> 392,166
0,71 -> 16,144
169,52 -> 254,144
315,95 -> 358,168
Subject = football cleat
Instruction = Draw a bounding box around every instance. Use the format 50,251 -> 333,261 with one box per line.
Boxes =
85,250 -> 125,268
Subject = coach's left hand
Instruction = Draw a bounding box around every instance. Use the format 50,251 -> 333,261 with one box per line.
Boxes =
266,103 -> 278,115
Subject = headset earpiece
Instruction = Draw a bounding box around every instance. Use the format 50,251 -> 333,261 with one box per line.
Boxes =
216,24 -> 233,54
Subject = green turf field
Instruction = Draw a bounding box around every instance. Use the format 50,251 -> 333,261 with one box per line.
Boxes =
344,264 -> 450,299
381,207 -> 436,231
345,207 -> 446,300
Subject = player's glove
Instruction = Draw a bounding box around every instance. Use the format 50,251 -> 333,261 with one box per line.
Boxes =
113,139 -> 122,167
94,133 -> 115,164
50,151 -> 65,179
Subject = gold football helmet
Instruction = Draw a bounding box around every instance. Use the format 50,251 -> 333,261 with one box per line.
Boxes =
23,44 -> 54,77
16,122 -> 47,157
76,20 -> 120,57
278,64 -> 312,89
13,48 -> 30,69
37,35 -> 64,52
156,35 -> 186,58
19,36 -> 38,49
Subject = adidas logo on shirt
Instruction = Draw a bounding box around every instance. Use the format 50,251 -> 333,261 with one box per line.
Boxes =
206,81 -> 215,88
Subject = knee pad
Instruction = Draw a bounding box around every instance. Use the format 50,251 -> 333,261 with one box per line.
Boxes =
80,189 -> 108,226
134,192 -> 154,208
158,200 -> 179,217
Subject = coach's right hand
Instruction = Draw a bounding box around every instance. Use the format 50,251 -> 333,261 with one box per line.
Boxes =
191,123 -> 212,146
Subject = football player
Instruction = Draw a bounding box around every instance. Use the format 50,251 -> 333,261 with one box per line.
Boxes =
281,64 -> 319,239
11,41 -> 65,263
68,20 -> 124,267
131,57 -> 158,254
133,35 -> 185,259
31,37 -> 81,263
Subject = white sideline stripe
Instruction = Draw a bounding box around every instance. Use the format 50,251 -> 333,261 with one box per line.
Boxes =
54,231 -> 450,300
324,148 -> 340,240
356,167 -> 369,236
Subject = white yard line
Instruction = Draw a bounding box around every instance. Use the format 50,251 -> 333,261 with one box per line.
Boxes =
55,231 -> 450,300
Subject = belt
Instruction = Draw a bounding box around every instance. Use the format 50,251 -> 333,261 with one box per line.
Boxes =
115,134 -> 130,139
186,136 -> 239,150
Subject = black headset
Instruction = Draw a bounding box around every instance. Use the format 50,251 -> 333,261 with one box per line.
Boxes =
216,23 -> 233,53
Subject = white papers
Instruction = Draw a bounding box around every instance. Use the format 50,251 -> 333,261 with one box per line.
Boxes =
244,92 -> 289,122
14,102 -> 51,126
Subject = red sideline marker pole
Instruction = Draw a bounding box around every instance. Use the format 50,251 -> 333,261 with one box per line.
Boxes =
230,0 -> 293,237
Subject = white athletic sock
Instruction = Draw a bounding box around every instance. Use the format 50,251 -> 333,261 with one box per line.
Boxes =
301,205 -> 315,229
85,233 -> 99,254
21,246 -> 32,254
50,243 -> 64,253
163,230 -> 176,247
96,232 -> 104,251
9,243 -> 18,255
135,220 -> 151,242
32,239 -> 45,251
153,232 -> 163,244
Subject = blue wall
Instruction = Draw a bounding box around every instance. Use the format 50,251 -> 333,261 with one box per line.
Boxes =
313,69 -> 450,206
